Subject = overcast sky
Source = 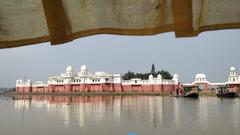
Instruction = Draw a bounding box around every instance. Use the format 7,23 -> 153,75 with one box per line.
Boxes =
0,30 -> 240,87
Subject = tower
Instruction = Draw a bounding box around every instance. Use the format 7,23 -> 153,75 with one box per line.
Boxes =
151,64 -> 155,74
80,65 -> 88,76
228,66 -> 237,83
148,74 -> 154,84
172,74 -> 179,85
65,66 -> 73,92
66,65 -> 73,77
156,74 -> 162,84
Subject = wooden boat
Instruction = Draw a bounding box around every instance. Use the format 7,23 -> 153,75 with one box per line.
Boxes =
180,86 -> 199,98
216,91 -> 237,98
175,87 -> 199,98
184,91 -> 199,98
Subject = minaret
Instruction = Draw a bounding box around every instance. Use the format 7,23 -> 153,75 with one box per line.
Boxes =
172,74 -> 179,85
65,66 -> 73,92
228,66 -> 237,83
157,74 -> 162,84
66,66 -> 73,77
148,74 -> 154,84
80,65 -> 88,76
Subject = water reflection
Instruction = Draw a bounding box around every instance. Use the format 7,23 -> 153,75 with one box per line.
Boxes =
198,97 -> 209,132
10,95 -> 240,135
13,96 -> 178,128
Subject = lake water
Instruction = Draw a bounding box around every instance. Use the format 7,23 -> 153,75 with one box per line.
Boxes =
0,95 -> 240,135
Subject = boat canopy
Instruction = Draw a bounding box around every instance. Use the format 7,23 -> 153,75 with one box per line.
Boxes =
0,0 -> 240,48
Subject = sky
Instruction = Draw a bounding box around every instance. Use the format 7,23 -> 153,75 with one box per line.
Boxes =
0,30 -> 240,87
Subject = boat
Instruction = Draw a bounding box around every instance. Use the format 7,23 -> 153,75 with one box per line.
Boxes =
216,91 -> 238,98
184,90 -> 199,97
216,86 -> 238,98
175,86 -> 199,98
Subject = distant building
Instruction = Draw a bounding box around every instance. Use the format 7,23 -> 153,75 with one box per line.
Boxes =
183,66 -> 240,91
16,65 -> 181,93
227,66 -> 240,90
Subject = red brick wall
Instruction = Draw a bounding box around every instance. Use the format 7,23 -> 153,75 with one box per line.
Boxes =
17,83 -> 182,93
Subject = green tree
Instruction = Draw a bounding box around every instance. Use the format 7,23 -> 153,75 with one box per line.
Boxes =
122,66 -> 173,80
123,71 -> 135,80
156,70 -> 173,79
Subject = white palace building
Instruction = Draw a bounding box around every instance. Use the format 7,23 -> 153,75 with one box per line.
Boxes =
16,65 -> 240,93
16,65 -> 181,93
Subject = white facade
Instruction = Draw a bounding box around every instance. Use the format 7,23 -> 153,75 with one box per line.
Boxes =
47,65 -> 122,85
121,73 -> 179,85
16,79 -> 32,87
227,66 -> 240,84
194,73 -> 209,84
16,65 -> 180,87
183,66 -> 240,86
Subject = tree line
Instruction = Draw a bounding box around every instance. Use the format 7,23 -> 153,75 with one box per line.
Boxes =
122,64 -> 173,80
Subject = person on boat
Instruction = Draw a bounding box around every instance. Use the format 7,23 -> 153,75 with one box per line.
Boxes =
220,90 -> 223,94
176,89 -> 179,96
179,89 -> 184,96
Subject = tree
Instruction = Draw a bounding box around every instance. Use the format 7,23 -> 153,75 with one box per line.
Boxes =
156,70 -> 173,79
123,71 -> 135,80
122,66 -> 173,80
151,64 -> 155,74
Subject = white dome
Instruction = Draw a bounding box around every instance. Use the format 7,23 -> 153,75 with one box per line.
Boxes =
81,65 -> 87,71
173,74 -> 179,78
66,66 -> 73,72
195,73 -> 206,78
230,66 -> 236,71
157,74 -> 162,78
149,74 -> 153,78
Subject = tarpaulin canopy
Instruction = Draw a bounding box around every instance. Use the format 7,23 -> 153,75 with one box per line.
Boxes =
0,0 -> 240,49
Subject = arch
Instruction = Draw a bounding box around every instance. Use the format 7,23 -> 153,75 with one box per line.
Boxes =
192,82 -> 210,91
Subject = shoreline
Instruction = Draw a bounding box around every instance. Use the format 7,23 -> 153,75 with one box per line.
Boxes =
1,91 -> 217,97
2,92 -> 169,96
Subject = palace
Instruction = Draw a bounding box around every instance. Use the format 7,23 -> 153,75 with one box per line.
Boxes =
183,66 -> 240,91
16,65 -> 181,93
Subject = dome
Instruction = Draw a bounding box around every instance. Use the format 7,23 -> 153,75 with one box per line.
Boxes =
66,66 -> 73,72
81,65 -> 87,71
173,74 -> 179,78
230,66 -> 236,71
149,74 -> 153,78
157,74 -> 162,78
195,73 -> 206,78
